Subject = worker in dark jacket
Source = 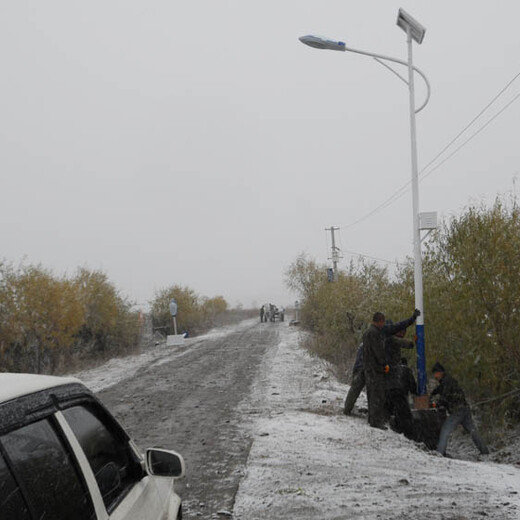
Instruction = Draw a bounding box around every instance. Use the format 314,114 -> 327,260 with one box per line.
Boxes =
431,362 -> 489,456
344,343 -> 365,415
363,309 -> 420,429
384,328 -> 415,438
400,357 -> 418,400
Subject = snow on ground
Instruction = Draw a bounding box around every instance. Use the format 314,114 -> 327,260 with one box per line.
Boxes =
233,325 -> 520,520
71,319 -> 257,392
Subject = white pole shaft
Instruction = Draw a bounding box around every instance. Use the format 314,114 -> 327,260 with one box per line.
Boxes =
407,27 -> 427,395
407,28 -> 423,323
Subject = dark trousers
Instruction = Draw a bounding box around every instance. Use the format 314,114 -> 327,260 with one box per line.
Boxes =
386,388 -> 414,439
437,406 -> 489,455
344,369 -> 365,414
365,370 -> 386,428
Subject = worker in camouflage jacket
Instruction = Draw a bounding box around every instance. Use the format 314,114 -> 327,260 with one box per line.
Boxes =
384,327 -> 415,439
362,309 -> 420,429
431,362 -> 489,456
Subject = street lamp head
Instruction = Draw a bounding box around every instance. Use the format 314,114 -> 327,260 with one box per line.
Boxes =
396,8 -> 426,44
299,34 -> 346,51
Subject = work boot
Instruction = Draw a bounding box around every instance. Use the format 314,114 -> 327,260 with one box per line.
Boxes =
370,423 -> 388,431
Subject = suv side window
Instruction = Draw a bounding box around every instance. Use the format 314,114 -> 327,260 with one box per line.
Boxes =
62,405 -> 142,512
0,452 -> 31,519
0,418 -> 95,520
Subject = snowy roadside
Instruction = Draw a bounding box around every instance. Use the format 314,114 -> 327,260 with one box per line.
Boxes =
71,319 -> 257,392
233,325 -> 520,520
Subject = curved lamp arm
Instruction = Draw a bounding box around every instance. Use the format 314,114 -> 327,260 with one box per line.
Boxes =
298,36 -> 430,114
345,45 -> 431,114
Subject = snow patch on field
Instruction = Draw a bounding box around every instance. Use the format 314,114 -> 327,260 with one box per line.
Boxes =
234,326 -> 520,520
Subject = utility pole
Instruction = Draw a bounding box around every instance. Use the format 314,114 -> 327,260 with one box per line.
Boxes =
326,226 -> 341,281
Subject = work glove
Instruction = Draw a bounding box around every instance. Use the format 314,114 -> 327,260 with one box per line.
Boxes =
413,308 -> 421,318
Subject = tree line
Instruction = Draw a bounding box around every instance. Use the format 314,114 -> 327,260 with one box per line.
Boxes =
0,263 -> 233,375
150,285 -> 230,337
285,199 -> 520,427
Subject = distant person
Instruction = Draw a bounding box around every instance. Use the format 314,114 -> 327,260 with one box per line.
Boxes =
430,362 -> 489,457
344,343 -> 365,415
363,309 -> 420,429
384,327 -> 415,439
260,306 -> 265,323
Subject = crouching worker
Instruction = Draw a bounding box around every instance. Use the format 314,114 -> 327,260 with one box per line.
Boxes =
430,362 -> 489,457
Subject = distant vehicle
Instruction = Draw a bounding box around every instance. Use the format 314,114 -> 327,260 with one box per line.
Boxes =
0,373 -> 185,520
261,303 -> 284,322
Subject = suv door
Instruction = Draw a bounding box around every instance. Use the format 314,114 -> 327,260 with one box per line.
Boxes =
61,403 -> 177,519
0,416 -> 96,519
0,451 -> 31,518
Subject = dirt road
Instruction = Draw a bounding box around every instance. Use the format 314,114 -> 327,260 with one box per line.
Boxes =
98,321 -> 279,519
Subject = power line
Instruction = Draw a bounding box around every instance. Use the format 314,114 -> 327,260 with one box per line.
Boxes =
421,92 -> 520,181
339,69 -> 520,231
359,92 -> 520,214
341,179 -> 410,231
343,249 -> 400,266
420,70 -> 520,175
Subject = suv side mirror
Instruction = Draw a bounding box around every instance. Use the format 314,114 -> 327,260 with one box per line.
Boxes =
146,448 -> 185,479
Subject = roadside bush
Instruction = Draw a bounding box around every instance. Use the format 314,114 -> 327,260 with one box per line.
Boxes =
285,254 -> 394,379
150,285 -> 229,337
0,263 -> 84,373
201,296 -> 229,328
0,263 -> 142,374
285,199 -> 520,424
73,268 -> 141,359
423,201 -> 520,423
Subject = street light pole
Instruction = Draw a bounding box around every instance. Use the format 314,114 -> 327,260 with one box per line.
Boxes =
405,24 -> 427,398
299,9 -> 430,397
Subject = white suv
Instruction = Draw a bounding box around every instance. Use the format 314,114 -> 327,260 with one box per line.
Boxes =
0,373 -> 185,519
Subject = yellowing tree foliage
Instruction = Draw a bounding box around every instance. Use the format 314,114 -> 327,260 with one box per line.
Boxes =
150,286 -> 229,336
285,200 -> 520,423
0,264 -> 84,372
0,263 -> 142,374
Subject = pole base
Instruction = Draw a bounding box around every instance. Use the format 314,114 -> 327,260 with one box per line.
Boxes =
414,395 -> 430,410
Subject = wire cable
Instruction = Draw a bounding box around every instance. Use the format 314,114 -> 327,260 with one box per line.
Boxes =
343,249 -> 400,266
339,69 -> 520,231
421,92 -> 520,181
420,70 -> 520,176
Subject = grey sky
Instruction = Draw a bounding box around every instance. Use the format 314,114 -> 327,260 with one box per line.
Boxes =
1,2 -> 519,309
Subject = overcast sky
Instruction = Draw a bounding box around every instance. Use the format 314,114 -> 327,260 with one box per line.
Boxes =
1,1 -> 519,309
